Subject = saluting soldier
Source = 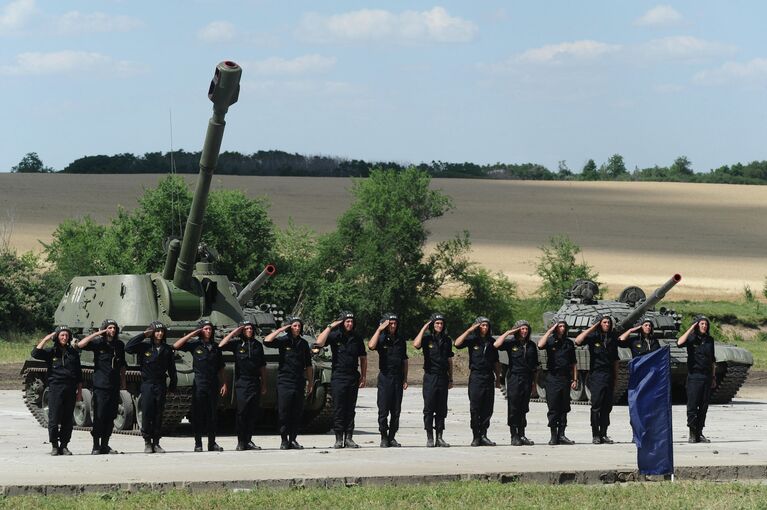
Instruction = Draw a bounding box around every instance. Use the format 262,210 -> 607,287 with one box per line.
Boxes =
369,313 -> 409,448
538,320 -> 577,445
494,319 -> 537,446
77,319 -> 127,455
32,327 -> 82,456
126,321 -> 177,454
413,313 -> 453,448
315,311 -> 367,449
264,317 -> 314,450
455,317 -> 500,447
219,321 -> 267,451
619,317 -> 661,358
677,315 -> 717,443
174,320 -> 227,452
575,314 -> 619,444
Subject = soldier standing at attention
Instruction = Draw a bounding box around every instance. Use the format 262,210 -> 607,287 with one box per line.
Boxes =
677,315 -> 717,443
538,320 -> 577,445
369,313 -> 409,448
77,320 -> 126,454
32,327 -> 82,456
575,314 -> 619,444
619,317 -> 661,358
126,322 -> 177,454
315,311 -> 367,449
413,313 -> 454,448
264,317 -> 314,450
219,321 -> 267,451
455,317 -> 500,447
494,320 -> 538,446
174,320 -> 227,452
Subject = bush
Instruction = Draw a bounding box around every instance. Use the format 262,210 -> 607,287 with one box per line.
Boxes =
0,250 -> 58,333
535,234 -> 600,304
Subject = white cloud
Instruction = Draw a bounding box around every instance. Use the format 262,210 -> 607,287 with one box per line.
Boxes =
635,5 -> 682,27
0,50 -> 146,76
693,58 -> 767,87
299,7 -> 477,43
518,40 -> 621,64
245,55 -> 336,76
197,20 -> 237,43
0,0 -> 36,34
56,11 -> 143,34
639,36 -> 736,61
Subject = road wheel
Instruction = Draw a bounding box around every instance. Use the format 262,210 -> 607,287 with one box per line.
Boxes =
74,388 -> 93,427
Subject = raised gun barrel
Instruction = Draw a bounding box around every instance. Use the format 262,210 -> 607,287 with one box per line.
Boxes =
237,264 -> 277,306
173,61 -> 242,291
616,273 -> 682,332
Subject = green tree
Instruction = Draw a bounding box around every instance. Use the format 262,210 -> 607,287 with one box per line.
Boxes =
599,154 -> 628,180
0,249 -> 58,332
670,156 -> 694,176
535,234 -> 600,304
580,159 -> 598,180
11,152 -> 53,173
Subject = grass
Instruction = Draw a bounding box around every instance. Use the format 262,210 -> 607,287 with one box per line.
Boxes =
2,481 -> 767,509
0,336 -> 36,364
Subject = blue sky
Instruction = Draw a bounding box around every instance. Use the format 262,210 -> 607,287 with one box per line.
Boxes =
1,1 -> 766,173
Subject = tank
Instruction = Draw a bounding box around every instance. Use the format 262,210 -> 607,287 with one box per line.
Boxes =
499,274 -> 753,404
20,61 -> 333,435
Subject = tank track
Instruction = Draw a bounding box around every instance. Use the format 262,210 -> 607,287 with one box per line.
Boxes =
302,388 -> 333,433
21,367 -> 190,436
710,362 -> 750,404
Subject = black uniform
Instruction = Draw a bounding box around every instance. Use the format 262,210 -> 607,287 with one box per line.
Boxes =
457,333 -> 498,439
273,334 -> 312,442
541,334 -> 576,429
625,334 -> 661,358
326,329 -> 366,434
221,337 -> 266,447
416,331 -> 454,432
125,334 -> 177,443
498,338 -> 537,428
371,331 -> 408,438
684,331 -> 716,433
81,335 -> 126,448
583,331 -> 619,435
32,344 -> 82,449
178,339 -> 225,447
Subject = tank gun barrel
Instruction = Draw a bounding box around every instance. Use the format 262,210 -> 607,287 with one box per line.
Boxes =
617,273 -> 681,332
172,61 -> 242,290
237,264 -> 277,306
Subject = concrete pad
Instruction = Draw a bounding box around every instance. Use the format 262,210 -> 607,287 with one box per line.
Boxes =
0,388 -> 765,493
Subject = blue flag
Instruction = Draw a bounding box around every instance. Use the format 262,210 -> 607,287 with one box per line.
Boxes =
627,345 -> 674,476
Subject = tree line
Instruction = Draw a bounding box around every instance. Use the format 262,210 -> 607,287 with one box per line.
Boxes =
9,151 -> 767,185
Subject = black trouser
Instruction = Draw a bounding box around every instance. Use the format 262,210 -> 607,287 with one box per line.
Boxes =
277,381 -> 305,440
506,372 -> 533,428
686,373 -> 713,430
587,370 -> 614,431
139,381 -> 166,442
545,371 -> 571,428
423,372 -> 449,431
235,378 -> 261,445
332,372 -> 360,433
468,371 -> 495,436
191,385 -> 219,445
47,383 -> 76,447
92,387 -> 119,444
377,373 -> 404,436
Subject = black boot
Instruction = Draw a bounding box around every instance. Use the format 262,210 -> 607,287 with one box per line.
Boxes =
592,426 -> 602,444
50,443 -> 60,456
435,430 -> 450,447
280,435 -> 290,450
558,426 -> 574,445
290,435 -> 304,450
246,441 -> 261,451
194,437 -> 203,452
380,432 -> 390,448
344,431 -> 360,449
479,429 -> 496,446
236,441 -> 247,451
510,426 -> 522,446
426,428 -> 435,448
153,439 -> 165,454
600,426 -> 614,444
92,438 -> 102,455
101,437 -> 117,454
518,428 -> 534,446
208,442 -> 224,452
388,432 -> 401,447
548,427 -> 559,445
471,431 -> 481,447
59,445 -> 72,455
697,426 -> 710,443
144,438 -> 154,454
688,427 -> 698,443
334,431 -> 345,449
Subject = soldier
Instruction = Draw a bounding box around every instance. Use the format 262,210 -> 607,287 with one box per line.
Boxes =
413,313 -> 453,448
314,311 -> 367,449
455,317 -> 500,447
619,317 -> 661,358
494,320 -> 538,446
264,317 -> 314,450
368,313 -> 409,448
219,321 -> 267,451
538,320 -> 577,445
677,315 -> 717,443
32,327 -> 82,456
77,319 -> 127,455
126,321 -> 177,454
174,320 -> 227,452
575,314 -> 619,444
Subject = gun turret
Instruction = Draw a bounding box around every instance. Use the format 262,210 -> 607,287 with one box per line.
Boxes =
615,274 -> 681,332
237,264 -> 277,306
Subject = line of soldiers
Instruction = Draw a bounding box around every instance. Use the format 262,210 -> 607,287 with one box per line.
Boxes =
32,312 -> 717,455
